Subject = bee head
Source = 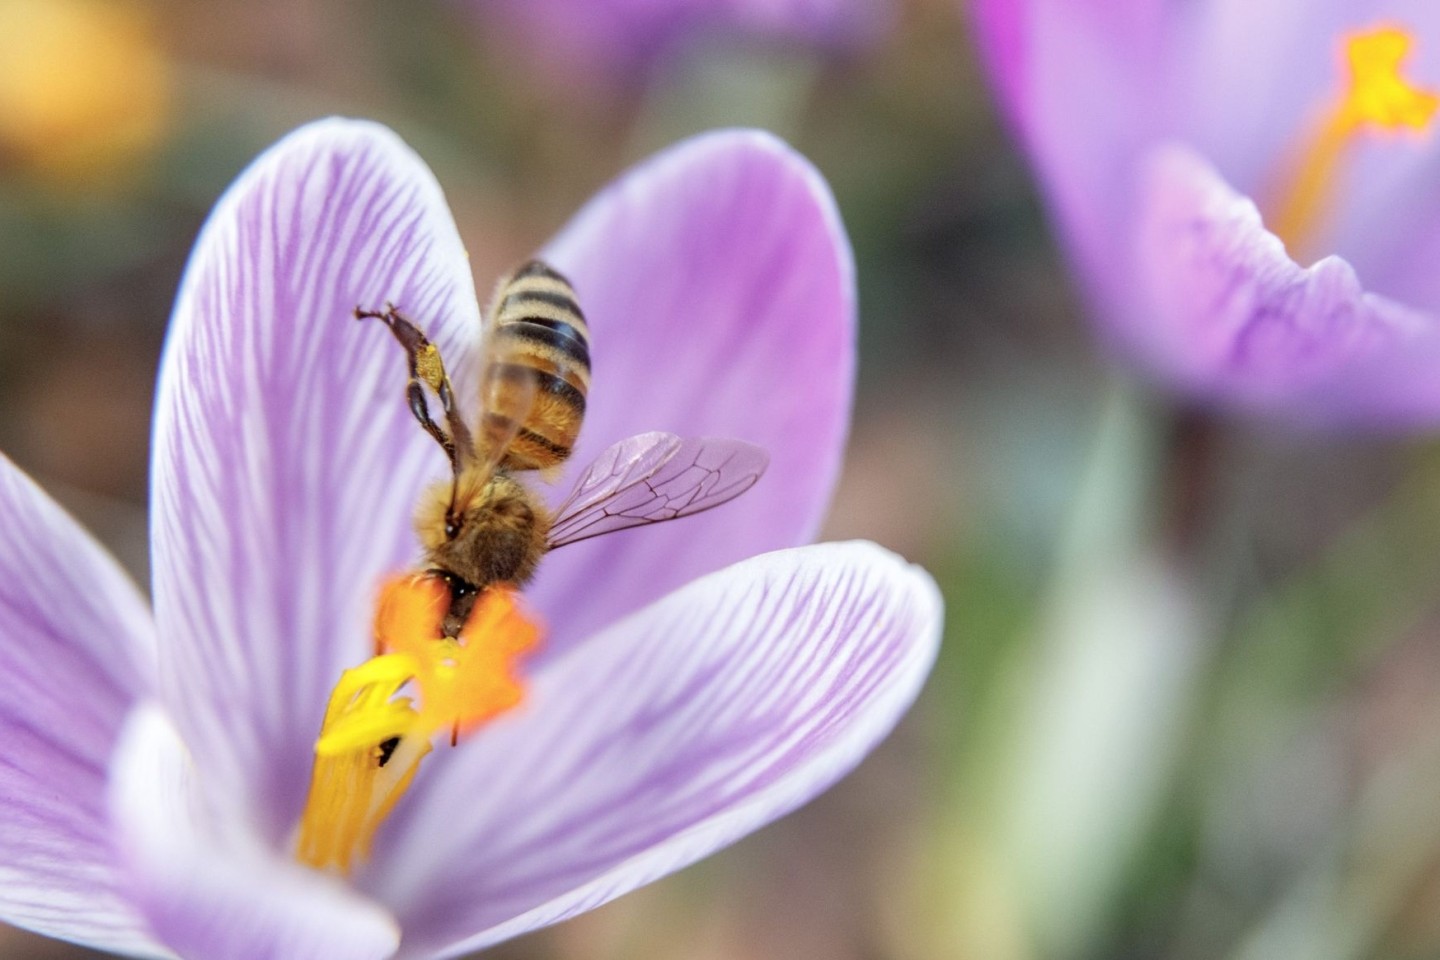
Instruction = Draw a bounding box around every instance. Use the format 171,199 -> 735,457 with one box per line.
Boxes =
416,470 -> 552,589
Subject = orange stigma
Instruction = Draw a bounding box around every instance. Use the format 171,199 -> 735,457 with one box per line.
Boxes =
1268,24 -> 1438,258
295,575 -> 540,873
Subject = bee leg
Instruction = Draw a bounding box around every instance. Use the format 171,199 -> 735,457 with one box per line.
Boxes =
356,304 -> 476,467
404,379 -> 459,470
433,378 -> 474,459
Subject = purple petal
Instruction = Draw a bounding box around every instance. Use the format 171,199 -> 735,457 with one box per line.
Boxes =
110,705 -> 401,960
0,454 -> 166,955
1179,0 -> 1335,191
1181,3 -> 1440,290
970,0 -> 1180,313
1130,143 -> 1440,424
475,0 -> 887,76
1184,1 -> 1440,191
149,118 -> 482,842
529,129 -> 854,655
366,541 -> 940,958
974,0 -> 1440,416
1318,7 -> 1440,304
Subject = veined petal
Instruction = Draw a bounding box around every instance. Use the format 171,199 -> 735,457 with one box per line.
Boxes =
149,118 -> 481,841
532,129 -> 855,656
367,541 -> 940,959
1131,143 -> 1440,425
0,454 -> 166,955
110,705 -> 401,960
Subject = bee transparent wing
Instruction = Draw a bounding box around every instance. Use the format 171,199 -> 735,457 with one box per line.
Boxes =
474,346 -> 541,478
547,432 -> 769,549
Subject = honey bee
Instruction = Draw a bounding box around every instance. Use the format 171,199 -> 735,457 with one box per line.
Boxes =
357,260 -> 768,637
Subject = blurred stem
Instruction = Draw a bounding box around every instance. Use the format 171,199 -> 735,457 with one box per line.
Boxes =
912,379 -> 1208,960
1215,448 -> 1440,960
1227,695 -> 1440,960
1002,381 -> 1205,959
1053,379 -> 1163,569
1155,406 -> 1271,632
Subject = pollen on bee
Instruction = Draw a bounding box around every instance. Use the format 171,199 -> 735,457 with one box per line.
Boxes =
414,342 -> 447,393
376,576 -> 540,742
295,575 -> 540,873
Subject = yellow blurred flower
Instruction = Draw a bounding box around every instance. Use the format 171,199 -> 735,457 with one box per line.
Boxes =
0,0 -> 171,184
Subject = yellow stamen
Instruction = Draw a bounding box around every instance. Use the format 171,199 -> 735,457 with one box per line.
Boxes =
1269,25 -> 1438,257
312,654 -> 423,756
380,580 -> 539,741
295,686 -> 431,875
295,575 -> 540,873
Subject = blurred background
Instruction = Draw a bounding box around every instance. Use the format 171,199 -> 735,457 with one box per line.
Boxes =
7,1 -> 1440,958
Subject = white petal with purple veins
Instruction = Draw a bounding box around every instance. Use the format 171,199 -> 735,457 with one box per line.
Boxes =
149,117 -> 482,842
367,541 -> 940,959
110,705 -> 401,960
533,129 -> 855,655
0,454 -> 165,956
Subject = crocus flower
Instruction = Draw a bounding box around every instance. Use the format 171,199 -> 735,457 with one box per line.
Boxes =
0,118 -> 941,959
471,0 -> 888,79
972,2 -> 1440,426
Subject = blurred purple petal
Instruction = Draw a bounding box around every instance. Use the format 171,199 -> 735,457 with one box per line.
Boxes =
1132,144 -> 1440,425
149,118 -> 481,843
532,129 -> 854,655
0,454 -> 165,956
971,0 -> 1178,313
972,0 -> 1440,424
110,705 -> 401,960
366,541 -> 940,958
475,0 -> 888,77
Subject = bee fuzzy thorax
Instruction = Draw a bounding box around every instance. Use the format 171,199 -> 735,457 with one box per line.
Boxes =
416,468 -> 553,592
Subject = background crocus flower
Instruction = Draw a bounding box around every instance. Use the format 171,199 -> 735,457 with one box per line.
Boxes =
0,118 -> 941,959
0,0 -> 170,184
471,0 -> 889,79
972,1 -> 1440,426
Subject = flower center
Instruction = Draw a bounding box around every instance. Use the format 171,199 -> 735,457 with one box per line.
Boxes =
295,575 -> 540,874
1266,24 -> 1438,260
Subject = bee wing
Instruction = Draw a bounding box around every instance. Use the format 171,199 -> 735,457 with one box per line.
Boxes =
547,432 -> 769,549
474,339 -> 541,479
472,259 -> 587,478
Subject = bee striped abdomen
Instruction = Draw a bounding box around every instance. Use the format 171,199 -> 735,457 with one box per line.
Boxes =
483,260 -> 591,472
